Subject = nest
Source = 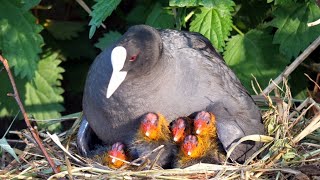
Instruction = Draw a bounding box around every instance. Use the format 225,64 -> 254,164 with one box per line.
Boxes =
1,80 -> 320,180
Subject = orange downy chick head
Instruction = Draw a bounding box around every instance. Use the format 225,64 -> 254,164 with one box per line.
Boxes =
105,142 -> 126,169
140,112 -> 159,140
170,118 -> 187,143
194,111 -> 212,135
181,135 -> 199,158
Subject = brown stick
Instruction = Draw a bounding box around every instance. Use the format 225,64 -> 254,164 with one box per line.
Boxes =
262,36 -> 320,95
0,55 -> 59,174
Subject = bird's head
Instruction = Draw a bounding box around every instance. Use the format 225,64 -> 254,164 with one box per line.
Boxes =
181,135 -> 200,158
104,142 -> 127,169
170,117 -> 189,143
106,25 -> 162,98
139,112 -> 160,141
194,111 -> 214,136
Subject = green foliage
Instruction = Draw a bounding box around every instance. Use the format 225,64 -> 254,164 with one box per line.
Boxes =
21,0 -> 40,11
170,0 -> 202,7
170,0 -> 227,7
0,52 -> 65,130
126,4 -> 151,25
146,3 -> 175,29
88,0 -> 121,39
0,0 -> 43,79
271,1 -> 320,58
25,52 -> 65,125
190,0 -> 235,51
44,20 -> 86,40
95,31 -> 122,50
0,138 -> 19,162
224,30 -> 288,91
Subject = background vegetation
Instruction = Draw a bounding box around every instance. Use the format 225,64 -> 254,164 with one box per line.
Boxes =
0,0 -> 319,131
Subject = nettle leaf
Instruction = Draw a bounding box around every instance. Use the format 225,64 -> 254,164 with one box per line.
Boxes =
44,20 -> 86,40
224,30 -> 288,92
170,0 -> 200,7
0,0 -> 43,79
126,4 -> 151,25
95,31 -> 122,50
169,0 -> 222,7
89,0 -> 121,39
21,0 -> 41,11
190,1 -> 235,51
0,138 -> 19,162
270,2 -> 320,58
25,52 -> 65,129
0,52 -> 65,130
146,3 -> 175,29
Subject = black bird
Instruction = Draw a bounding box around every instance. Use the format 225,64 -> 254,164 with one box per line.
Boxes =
77,25 -> 264,162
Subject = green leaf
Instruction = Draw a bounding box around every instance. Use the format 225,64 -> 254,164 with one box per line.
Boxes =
95,31 -> 122,50
170,0 -> 200,7
146,3 -> 175,29
89,0 -> 121,39
126,4 -> 151,25
233,0 -> 271,30
25,52 -> 65,129
224,30 -> 289,92
21,0 -> 41,11
44,20 -> 86,40
0,138 -> 19,162
0,0 -> 44,79
0,52 -> 65,131
170,0 -> 232,7
270,2 -> 320,58
190,1 -> 235,51
43,30 -> 97,60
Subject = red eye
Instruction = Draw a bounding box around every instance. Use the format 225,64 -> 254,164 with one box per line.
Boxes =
129,55 -> 137,61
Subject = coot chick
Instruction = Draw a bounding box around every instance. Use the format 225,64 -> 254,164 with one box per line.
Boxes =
170,117 -> 193,144
129,112 -> 177,168
91,142 -> 128,169
174,135 -> 225,168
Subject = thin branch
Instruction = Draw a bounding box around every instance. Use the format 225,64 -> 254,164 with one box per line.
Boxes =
0,55 -> 59,174
262,36 -> 320,94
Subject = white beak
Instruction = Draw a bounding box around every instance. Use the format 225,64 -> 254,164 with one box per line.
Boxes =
145,132 -> 150,137
106,46 -> 128,98
112,158 -> 116,163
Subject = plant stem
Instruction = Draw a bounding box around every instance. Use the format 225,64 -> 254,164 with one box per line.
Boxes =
231,24 -> 244,36
184,11 -> 194,22
0,55 -> 60,174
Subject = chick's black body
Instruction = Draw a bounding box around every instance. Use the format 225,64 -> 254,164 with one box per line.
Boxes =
78,25 -> 264,162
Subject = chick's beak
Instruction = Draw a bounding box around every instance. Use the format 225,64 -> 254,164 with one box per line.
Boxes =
194,120 -> 205,135
172,128 -> 184,142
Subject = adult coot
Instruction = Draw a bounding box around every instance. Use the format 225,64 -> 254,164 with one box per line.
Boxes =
77,25 -> 264,162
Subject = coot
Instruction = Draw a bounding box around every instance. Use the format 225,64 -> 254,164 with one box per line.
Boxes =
77,25 -> 264,162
